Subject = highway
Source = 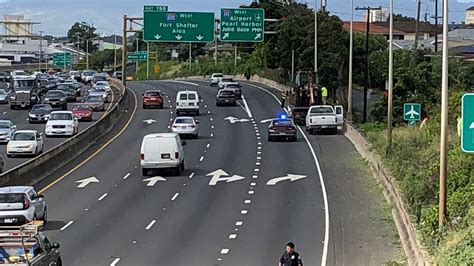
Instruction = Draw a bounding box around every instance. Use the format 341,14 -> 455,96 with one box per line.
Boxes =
0,83 -> 121,171
36,80 -> 401,265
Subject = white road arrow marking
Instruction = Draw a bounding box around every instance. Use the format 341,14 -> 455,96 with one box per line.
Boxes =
175,35 -> 183,40
470,122 -> 474,129
76,177 -> 99,188
207,169 -> 245,186
196,35 -> 204,40
223,33 -> 230,39
266,174 -> 307,186
254,33 -> 262,40
143,176 -> 167,187
154,34 -> 162,40
260,118 -> 274,124
143,119 -> 157,124
224,116 -> 250,124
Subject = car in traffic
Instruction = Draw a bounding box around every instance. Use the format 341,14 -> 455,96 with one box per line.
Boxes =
92,73 -> 108,84
94,81 -> 112,95
72,103 -> 93,122
0,71 -> 10,82
28,104 -> 52,124
0,89 -> 10,103
142,90 -> 163,109
61,80 -> 81,96
0,120 -> 16,143
209,73 -> 223,86
113,71 -> 122,80
88,86 -> 109,103
224,82 -> 242,99
9,76 -> 41,109
218,77 -> 235,89
11,70 -> 28,78
6,130 -> 44,157
43,90 -> 67,110
0,186 -> 47,225
56,83 -> 76,102
140,133 -> 186,176
84,94 -> 105,111
171,117 -> 199,139
176,90 -> 199,116
45,111 -> 78,137
81,70 -> 97,84
267,117 -> 298,142
305,105 -> 343,134
216,89 -> 237,106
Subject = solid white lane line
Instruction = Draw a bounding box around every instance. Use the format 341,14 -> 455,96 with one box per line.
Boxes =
122,173 -> 130,180
189,172 -> 195,179
206,143 -> 211,148
200,156 -> 204,162
171,192 -> 180,201
245,199 -> 251,204
60,221 -> 74,231
220,249 -> 229,254
110,258 -> 121,266
98,193 -> 108,201
241,209 -> 248,214
241,95 -> 253,118
229,234 -> 237,239
165,80 -> 200,87
145,220 -> 156,230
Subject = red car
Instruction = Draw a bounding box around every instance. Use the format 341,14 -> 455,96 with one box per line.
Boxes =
142,90 -> 163,109
72,103 -> 93,122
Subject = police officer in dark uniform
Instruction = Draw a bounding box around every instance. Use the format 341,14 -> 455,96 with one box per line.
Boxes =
279,242 -> 303,266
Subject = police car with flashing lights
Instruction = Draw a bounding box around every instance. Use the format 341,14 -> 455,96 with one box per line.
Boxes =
267,114 -> 298,142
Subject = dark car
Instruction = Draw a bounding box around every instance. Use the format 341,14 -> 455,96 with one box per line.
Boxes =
113,71 -> 122,80
216,89 -> 237,106
142,90 -> 163,109
43,90 -> 67,110
267,118 -> 297,142
84,95 -> 105,111
224,82 -> 242,99
56,84 -> 76,102
28,104 -> 52,123
0,71 -> 10,82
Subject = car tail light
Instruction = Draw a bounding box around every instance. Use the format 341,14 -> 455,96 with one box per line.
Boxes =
269,126 -> 277,132
175,152 -> 179,159
190,125 -> 196,128
172,125 -> 178,128
140,153 -> 144,160
176,102 -> 179,106
23,196 -> 30,210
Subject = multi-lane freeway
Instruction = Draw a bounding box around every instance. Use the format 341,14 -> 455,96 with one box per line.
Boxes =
0,83 -> 121,171
33,80 -> 402,265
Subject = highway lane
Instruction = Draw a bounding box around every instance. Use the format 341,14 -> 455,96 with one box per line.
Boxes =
0,83 -> 121,171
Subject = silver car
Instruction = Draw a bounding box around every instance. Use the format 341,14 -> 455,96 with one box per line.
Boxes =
0,120 -> 16,143
84,95 -> 105,111
0,89 -> 9,103
0,186 -> 47,225
171,117 -> 199,139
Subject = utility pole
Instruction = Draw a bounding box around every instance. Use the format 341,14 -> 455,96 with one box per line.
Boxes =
291,48 -> 295,83
412,0 -> 422,67
356,6 -> 382,123
438,0 -> 448,228
135,37 -> 139,74
347,0 -> 354,123
38,31 -> 43,72
434,0 -> 439,52
234,44 -> 237,68
189,42 -> 192,73
121,15 -> 143,87
114,34 -> 117,72
314,0 -> 318,85
146,41 -> 150,80
86,41 -> 89,69
387,0 -> 394,154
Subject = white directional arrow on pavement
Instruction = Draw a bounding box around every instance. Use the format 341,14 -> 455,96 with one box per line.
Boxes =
154,34 -> 162,40
196,35 -> 204,41
76,177 -> 99,188
266,174 -> 307,186
207,169 -> 246,186
222,33 -> 230,39
143,176 -> 167,187
254,33 -> 262,40
143,119 -> 157,124
175,35 -> 183,40
260,118 -> 274,124
225,116 -> 250,124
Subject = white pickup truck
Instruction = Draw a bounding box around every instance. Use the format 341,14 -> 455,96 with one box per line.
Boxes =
305,105 -> 344,134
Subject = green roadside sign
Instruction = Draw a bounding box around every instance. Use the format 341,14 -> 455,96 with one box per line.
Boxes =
127,51 -> 148,61
220,8 -> 264,42
144,5 -> 168,12
461,93 -> 474,152
403,103 -> 421,122
143,11 -> 215,42
53,53 -> 71,67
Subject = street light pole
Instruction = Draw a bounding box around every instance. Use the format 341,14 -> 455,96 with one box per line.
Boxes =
347,0 -> 354,123
114,34 -> 117,72
86,40 -> 89,69
39,31 -> 43,72
314,0 -> 318,79
387,0 -> 394,154
146,41 -> 150,80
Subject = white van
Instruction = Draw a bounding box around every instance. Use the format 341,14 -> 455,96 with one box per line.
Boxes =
140,133 -> 186,176
176,91 -> 199,116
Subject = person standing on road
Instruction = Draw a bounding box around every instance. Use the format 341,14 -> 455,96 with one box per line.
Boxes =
321,86 -> 328,105
279,242 -> 303,266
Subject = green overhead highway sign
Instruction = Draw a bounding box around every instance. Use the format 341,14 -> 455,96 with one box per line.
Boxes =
144,5 -> 168,12
461,93 -> 474,152
403,103 -> 421,122
220,8 -> 264,42
143,11 -> 215,42
53,53 -> 71,67
127,51 -> 148,61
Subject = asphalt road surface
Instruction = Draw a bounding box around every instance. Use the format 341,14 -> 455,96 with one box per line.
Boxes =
0,82 -> 121,171
37,80 -> 402,265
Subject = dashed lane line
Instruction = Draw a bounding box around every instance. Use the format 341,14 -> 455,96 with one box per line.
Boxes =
122,173 -> 130,180
145,220 -> 156,230
98,193 -> 108,201
110,258 -> 121,266
171,192 -> 180,201
60,221 -> 74,231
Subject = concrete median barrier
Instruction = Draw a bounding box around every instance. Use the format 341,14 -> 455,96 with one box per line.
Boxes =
0,78 -> 129,186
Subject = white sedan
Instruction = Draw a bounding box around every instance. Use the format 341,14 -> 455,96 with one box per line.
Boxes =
45,111 -> 79,137
94,81 -> 112,95
171,117 -> 199,139
7,130 -> 44,157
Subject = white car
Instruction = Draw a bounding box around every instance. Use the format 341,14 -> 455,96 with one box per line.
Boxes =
0,186 -> 47,225
171,117 -> 199,139
7,130 -> 44,157
218,77 -> 235,89
0,120 -> 16,143
141,133 -> 186,176
94,81 -> 112,95
305,105 -> 344,134
209,73 -> 223,86
45,111 -> 78,137
176,90 -> 200,116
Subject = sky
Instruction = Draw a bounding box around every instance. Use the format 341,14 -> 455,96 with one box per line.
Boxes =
1,0 -> 474,36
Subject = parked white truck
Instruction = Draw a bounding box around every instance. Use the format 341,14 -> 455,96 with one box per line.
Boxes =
305,105 -> 344,134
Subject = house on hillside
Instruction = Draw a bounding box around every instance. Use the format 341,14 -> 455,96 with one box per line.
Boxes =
373,21 -> 439,41
342,21 -> 405,40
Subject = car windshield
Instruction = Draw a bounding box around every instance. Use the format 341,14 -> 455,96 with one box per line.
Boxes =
221,78 -> 233,82
175,118 -> 194,124
273,120 -> 293,126
12,132 -> 35,141
179,94 -> 188,100
32,105 -> 49,111
46,92 -> 63,98
73,104 -> 90,110
57,84 -> 71,90
213,74 -> 223,78
13,79 -> 35,88
0,193 -> 23,204
145,91 -> 160,96
219,91 -> 234,96
0,121 -> 11,129
87,96 -> 102,102
310,107 -> 334,114
0,90 -> 6,95
49,113 -> 72,120
94,75 -> 107,81
225,84 -> 240,88
96,81 -> 108,86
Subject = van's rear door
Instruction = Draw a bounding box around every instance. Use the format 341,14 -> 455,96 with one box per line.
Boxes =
143,137 -> 176,163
